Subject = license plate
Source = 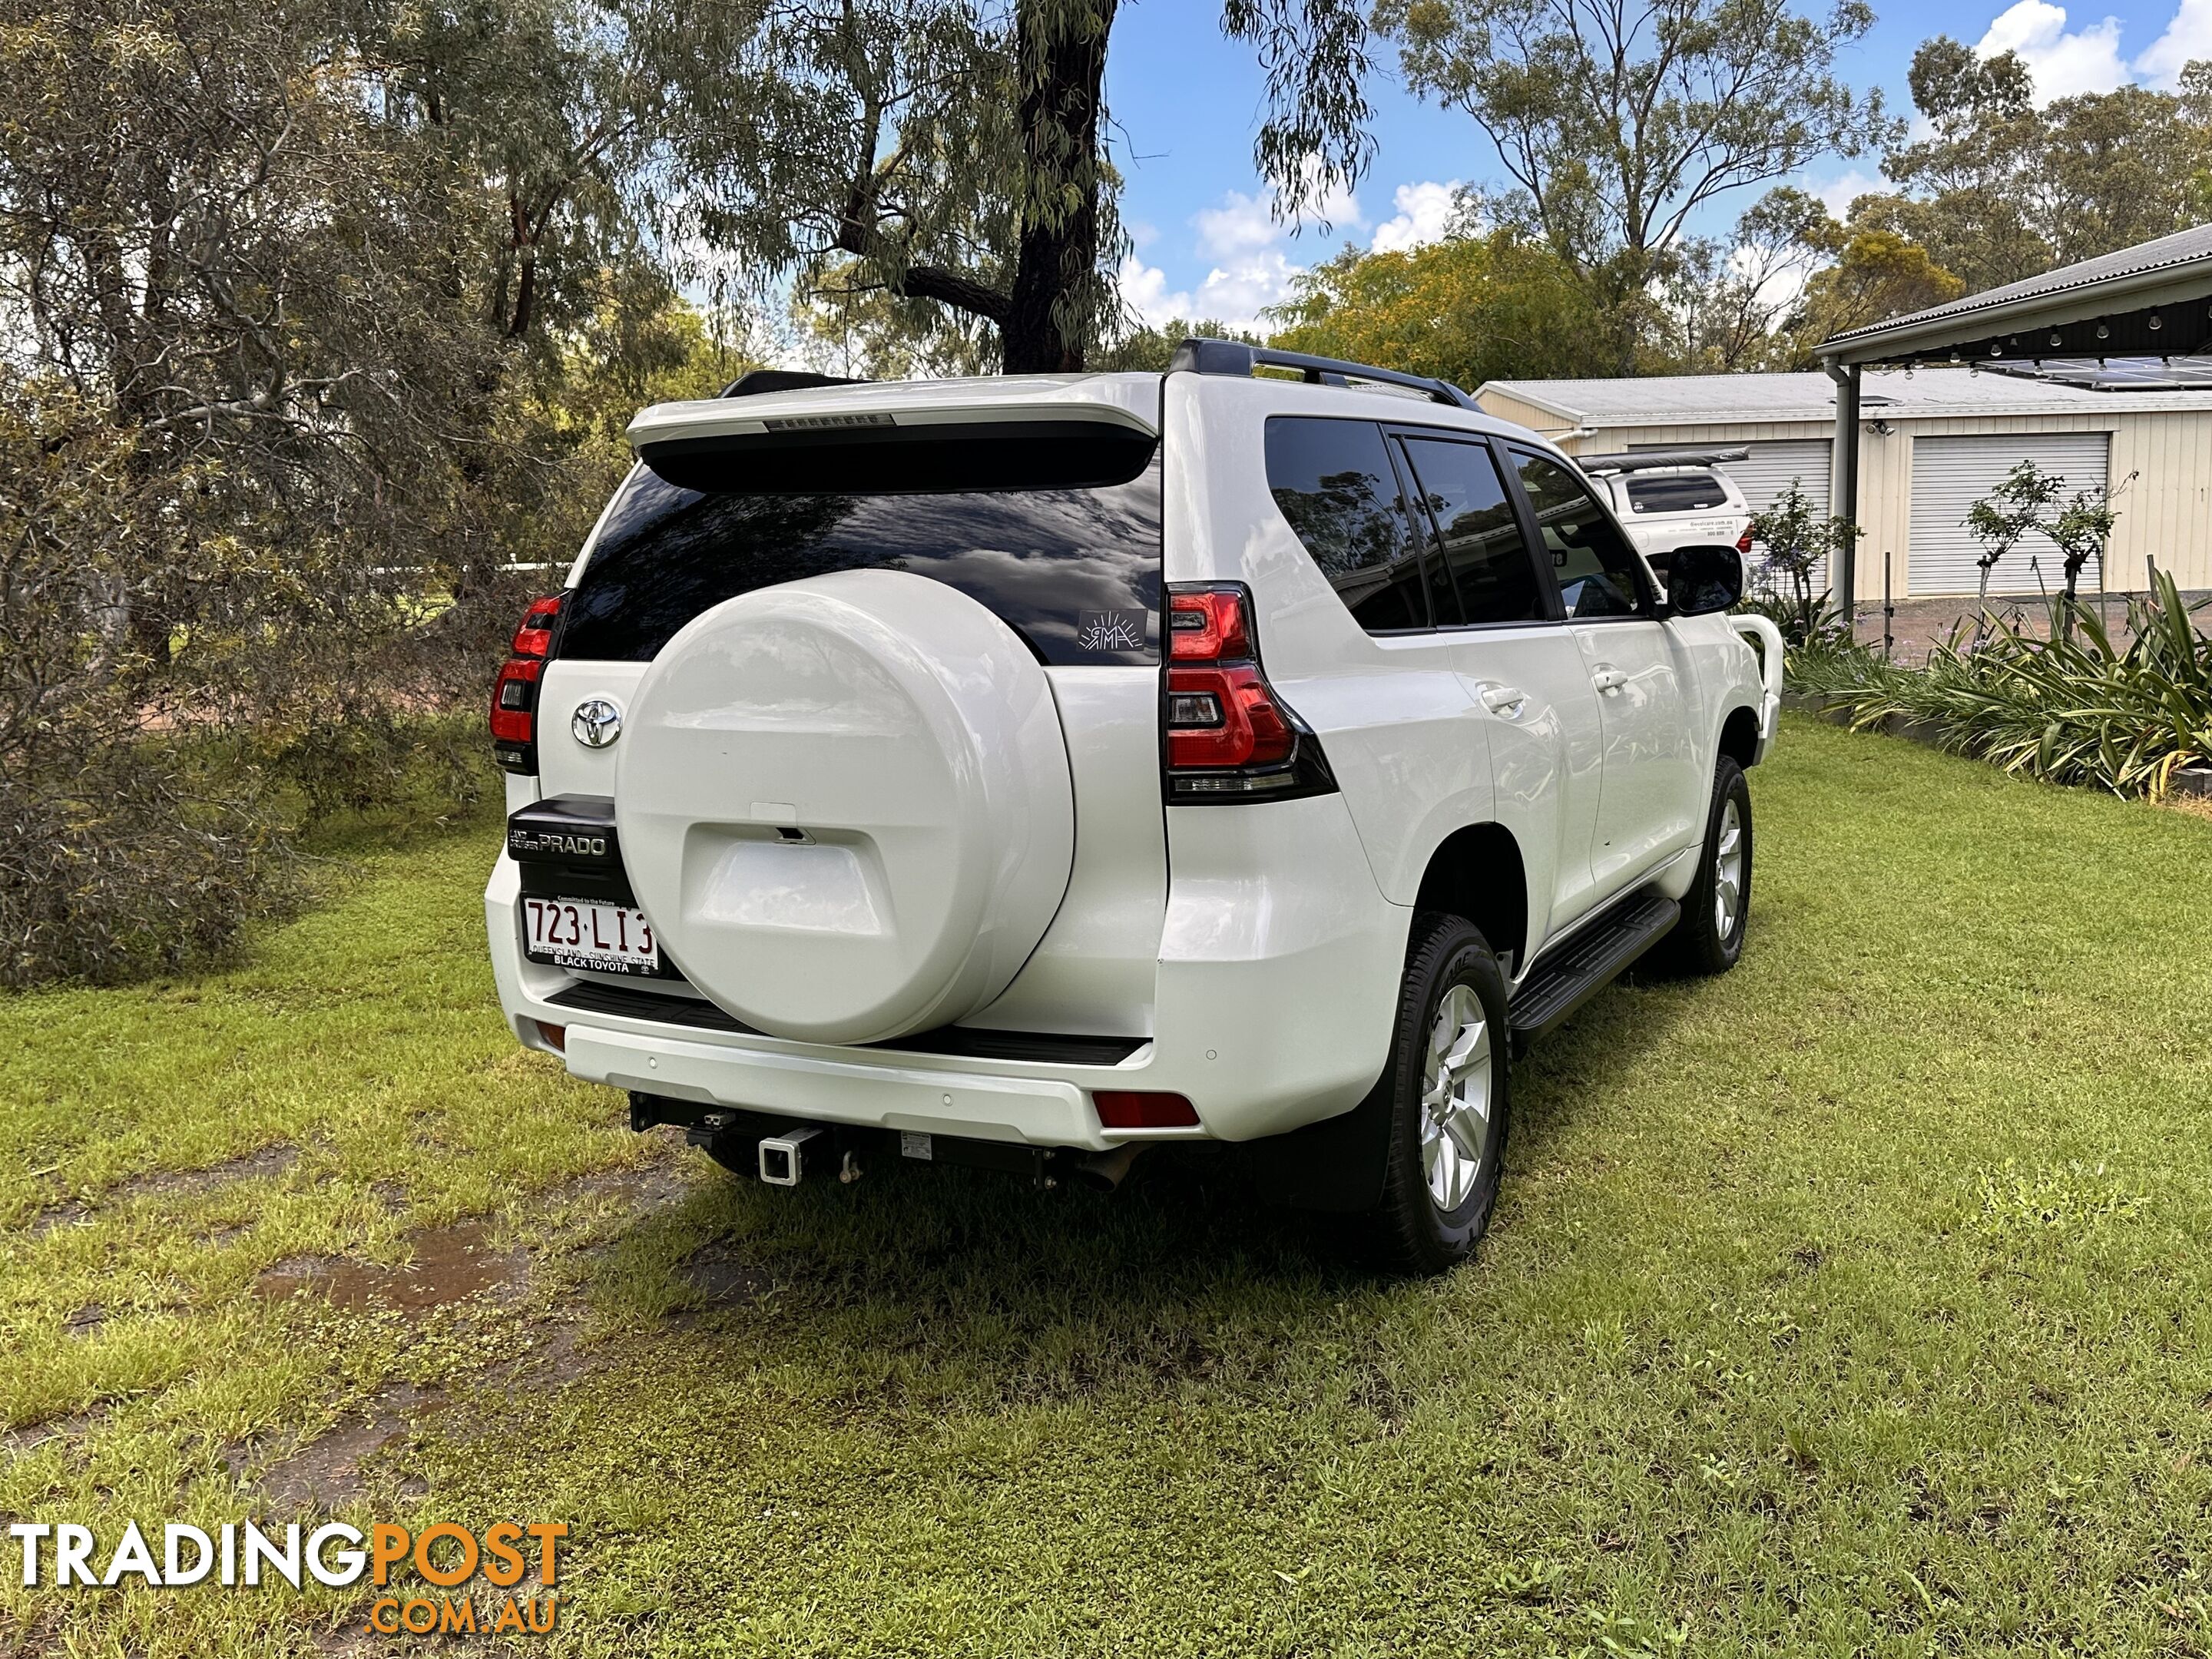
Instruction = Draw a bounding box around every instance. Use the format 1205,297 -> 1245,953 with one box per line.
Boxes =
523,896 -> 660,973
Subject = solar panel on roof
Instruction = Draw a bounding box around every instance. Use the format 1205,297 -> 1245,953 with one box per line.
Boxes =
1983,355 -> 2212,391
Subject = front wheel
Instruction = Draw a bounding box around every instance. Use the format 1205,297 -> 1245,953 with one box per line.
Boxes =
1359,912 -> 1513,1274
1655,755 -> 1753,975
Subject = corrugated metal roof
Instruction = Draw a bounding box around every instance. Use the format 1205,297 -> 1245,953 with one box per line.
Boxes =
1819,222 -> 2212,359
1476,366 -> 2212,427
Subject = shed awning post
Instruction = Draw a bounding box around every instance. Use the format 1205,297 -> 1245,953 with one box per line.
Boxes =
1825,359 -> 1861,633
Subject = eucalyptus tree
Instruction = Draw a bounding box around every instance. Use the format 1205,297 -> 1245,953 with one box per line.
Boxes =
1853,41 -> 2212,293
1373,0 -> 1896,371
637,0 -> 1378,373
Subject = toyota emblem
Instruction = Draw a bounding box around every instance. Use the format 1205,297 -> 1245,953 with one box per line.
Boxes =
571,697 -> 622,748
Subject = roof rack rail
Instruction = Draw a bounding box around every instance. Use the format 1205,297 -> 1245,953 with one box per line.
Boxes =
719,369 -> 870,398
1167,337 -> 1477,409
1576,446 -> 1750,475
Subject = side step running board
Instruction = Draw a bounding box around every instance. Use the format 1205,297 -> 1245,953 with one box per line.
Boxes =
1506,893 -> 1680,1040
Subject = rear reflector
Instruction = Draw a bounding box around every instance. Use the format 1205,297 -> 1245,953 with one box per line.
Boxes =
1093,1090 -> 1200,1129
535,1021 -> 567,1051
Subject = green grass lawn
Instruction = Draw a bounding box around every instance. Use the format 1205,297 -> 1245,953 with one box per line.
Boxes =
6,714 -> 2212,1657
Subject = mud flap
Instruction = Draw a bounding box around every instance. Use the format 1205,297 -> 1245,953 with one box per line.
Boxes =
1241,1090 -> 1391,1214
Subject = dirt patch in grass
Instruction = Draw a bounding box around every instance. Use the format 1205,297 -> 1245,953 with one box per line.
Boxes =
548,1152 -> 693,1217
0,1405 -> 109,1461
243,1382 -> 445,1512
678,1240 -> 772,1309
255,1221 -> 524,1313
25,1143 -> 301,1236
120,1142 -> 300,1202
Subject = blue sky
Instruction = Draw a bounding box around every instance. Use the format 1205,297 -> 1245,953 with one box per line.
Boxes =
1104,0 -> 2212,331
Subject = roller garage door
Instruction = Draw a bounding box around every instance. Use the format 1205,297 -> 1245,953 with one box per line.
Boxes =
1634,437 -> 1833,589
1722,439 -> 1833,518
1908,432 -> 2108,596
1628,438 -> 1832,515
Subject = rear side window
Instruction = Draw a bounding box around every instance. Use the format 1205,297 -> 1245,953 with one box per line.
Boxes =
561,435 -> 1162,666
1396,437 -> 1546,627
1263,417 -> 1427,632
1623,471 -> 1727,513
1512,450 -> 1650,621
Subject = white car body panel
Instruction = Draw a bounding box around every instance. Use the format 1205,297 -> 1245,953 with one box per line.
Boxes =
488,368 -> 1773,1151
1449,625 -> 1606,939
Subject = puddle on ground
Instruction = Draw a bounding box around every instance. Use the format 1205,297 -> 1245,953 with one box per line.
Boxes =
255,1221 -> 522,1312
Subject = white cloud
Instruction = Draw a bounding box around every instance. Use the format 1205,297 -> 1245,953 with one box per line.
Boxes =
1369,180 -> 1464,253
1128,167 -> 1378,333
1191,171 -> 1363,261
1975,0 -> 2130,98
2135,0 -> 2212,84
1806,168 -> 1881,219
1118,249 -> 1307,334
1191,190 -> 1285,261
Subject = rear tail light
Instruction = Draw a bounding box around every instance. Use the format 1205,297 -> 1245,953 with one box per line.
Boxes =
1094,1091 -> 1200,1129
491,594 -> 564,774
1161,584 -> 1335,803
1736,523 -> 1755,555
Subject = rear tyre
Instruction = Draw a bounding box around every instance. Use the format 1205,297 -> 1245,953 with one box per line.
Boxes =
1359,912 -> 1512,1275
1655,756 -> 1752,976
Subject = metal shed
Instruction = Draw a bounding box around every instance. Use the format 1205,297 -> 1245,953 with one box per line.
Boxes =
1814,222 -> 2212,611
1477,363 -> 2212,602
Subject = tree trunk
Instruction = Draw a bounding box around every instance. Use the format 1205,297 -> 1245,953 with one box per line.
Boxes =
1000,0 -> 1117,374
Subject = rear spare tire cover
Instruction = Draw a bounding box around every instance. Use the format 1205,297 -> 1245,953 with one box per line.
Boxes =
615,569 -> 1075,1045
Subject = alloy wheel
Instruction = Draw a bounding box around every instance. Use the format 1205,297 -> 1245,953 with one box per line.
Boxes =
1713,796 -> 1745,940
1420,984 -> 1493,1212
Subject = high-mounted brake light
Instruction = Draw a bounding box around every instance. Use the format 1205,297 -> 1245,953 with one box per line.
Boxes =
491,594 -> 564,775
1161,583 -> 1335,803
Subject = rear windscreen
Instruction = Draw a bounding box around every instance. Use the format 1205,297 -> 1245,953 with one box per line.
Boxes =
1623,472 -> 1727,513
560,431 -> 1163,666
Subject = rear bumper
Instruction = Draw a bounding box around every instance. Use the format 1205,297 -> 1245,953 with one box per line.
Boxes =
486,791 -> 1405,1151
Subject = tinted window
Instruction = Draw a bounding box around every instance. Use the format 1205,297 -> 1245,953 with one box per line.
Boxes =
1263,417 -> 1428,632
1397,437 -> 1546,627
561,449 -> 1162,665
1624,471 -> 1727,513
1512,450 -> 1650,620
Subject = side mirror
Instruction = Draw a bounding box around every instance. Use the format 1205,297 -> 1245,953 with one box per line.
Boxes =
1664,543 -> 1745,616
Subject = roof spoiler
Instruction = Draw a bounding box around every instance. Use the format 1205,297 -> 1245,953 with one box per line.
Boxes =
1168,337 -> 1477,410
1576,447 -> 1750,475
719,369 -> 869,398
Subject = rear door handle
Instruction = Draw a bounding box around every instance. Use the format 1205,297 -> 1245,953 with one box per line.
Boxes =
1591,665 -> 1627,694
1478,684 -> 1528,719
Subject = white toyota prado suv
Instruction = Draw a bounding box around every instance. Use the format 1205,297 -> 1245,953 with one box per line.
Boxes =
485,340 -> 1783,1273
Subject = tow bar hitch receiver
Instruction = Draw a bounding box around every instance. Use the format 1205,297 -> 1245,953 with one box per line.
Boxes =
757,1128 -> 822,1187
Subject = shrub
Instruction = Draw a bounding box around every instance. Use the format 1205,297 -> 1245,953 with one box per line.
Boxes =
1744,482 -> 1860,646
1789,571 -> 2212,797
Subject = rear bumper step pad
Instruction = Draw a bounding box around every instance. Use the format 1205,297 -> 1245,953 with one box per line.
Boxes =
545,980 -> 1147,1067
1507,894 -> 1679,1038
